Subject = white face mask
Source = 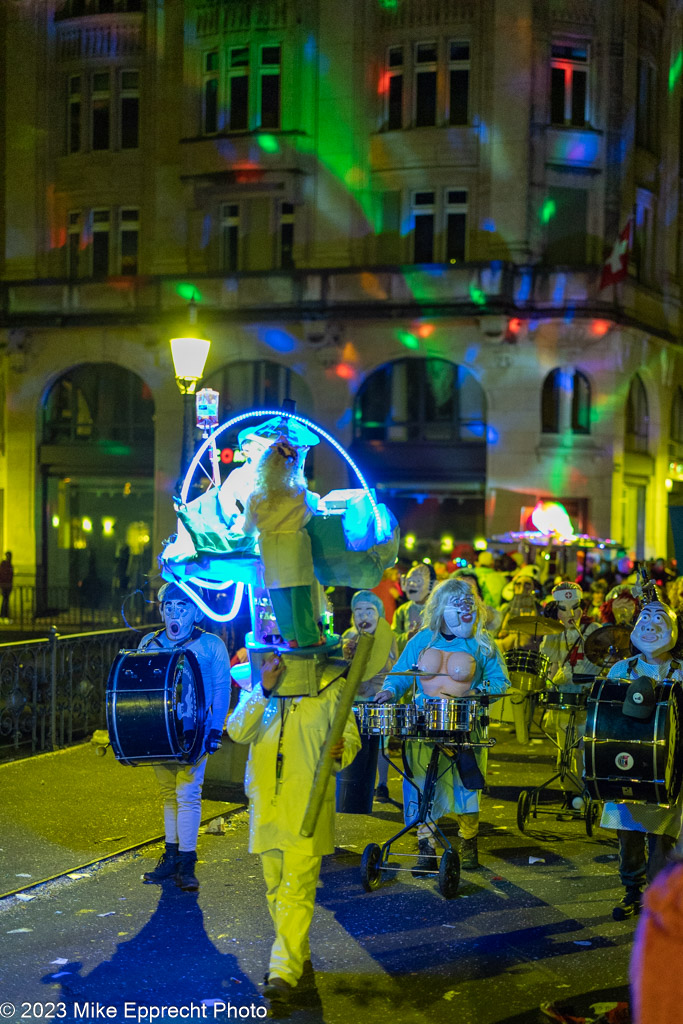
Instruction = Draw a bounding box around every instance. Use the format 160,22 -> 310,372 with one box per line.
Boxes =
631,602 -> 678,660
162,599 -> 199,643
403,566 -> 431,604
443,596 -> 476,638
352,602 -> 379,635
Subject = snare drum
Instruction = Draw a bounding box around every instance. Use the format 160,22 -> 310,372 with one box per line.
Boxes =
353,702 -> 418,737
584,677 -> 683,805
423,697 -> 478,737
544,689 -> 589,711
504,649 -> 549,693
106,648 -> 207,766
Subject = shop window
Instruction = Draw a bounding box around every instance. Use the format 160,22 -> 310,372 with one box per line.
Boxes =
625,374 -> 649,454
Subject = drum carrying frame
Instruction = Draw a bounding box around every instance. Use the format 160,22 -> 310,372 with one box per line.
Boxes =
359,694 -> 495,900
516,700 -> 601,836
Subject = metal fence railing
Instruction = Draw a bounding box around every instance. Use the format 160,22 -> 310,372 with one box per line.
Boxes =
4,585 -> 155,632
0,625 -> 161,759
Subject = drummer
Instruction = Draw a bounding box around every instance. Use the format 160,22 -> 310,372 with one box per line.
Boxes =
539,582 -> 602,814
497,568 -> 545,745
375,577 -> 510,872
599,596 -> 683,921
342,590 -> 398,802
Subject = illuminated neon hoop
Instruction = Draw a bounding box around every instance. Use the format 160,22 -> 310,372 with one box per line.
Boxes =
174,408 -> 389,623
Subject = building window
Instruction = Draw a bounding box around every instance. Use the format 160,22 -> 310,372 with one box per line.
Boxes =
541,368 -> 591,435
636,57 -> 657,152
550,42 -> 588,126
279,202 -> 294,269
412,191 -> 435,263
445,189 -> 467,263
119,208 -> 139,275
91,208 -> 110,277
67,75 -> 81,154
353,358 -> 486,444
91,71 -> 111,150
220,203 -> 240,272
120,70 -> 139,149
543,186 -> 588,265
67,211 -> 81,279
228,47 -> 249,131
386,46 -> 404,130
625,374 -> 649,454
635,188 -> 654,284
259,45 -> 281,129
203,51 -> 219,135
448,41 -> 470,125
414,41 -> 437,127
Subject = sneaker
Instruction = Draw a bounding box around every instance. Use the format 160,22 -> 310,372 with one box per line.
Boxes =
142,843 -> 178,884
612,886 -> 642,921
374,784 -> 390,803
263,976 -> 294,1002
461,836 -> 479,870
411,839 -> 438,876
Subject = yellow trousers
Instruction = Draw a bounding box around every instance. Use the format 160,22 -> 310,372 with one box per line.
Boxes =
261,847 -> 322,986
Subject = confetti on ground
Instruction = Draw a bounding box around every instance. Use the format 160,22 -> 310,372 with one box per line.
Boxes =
443,991 -> 456,1001
16,873 -> 32,877
573,940 -> 592,946
51,959 -> 69,965
51,972 -> 71,979
68,873 -> 89,880
97,912 -> 115,918
16,894 -> 35,901
7,928 -> 32,933
76,909 -> 96,915
529,856 -> 545,864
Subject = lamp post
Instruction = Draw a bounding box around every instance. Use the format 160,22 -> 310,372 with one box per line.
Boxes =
169,300 -> 211,494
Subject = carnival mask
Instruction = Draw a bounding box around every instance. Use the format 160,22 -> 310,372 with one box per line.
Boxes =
402,565 -> 432,604
551,585 -> 582,628
631,601 -> 678,660
612,595 -> 637,625
352,601 -> 380,635
162,598 -> 201,643
442,594 -> 477,638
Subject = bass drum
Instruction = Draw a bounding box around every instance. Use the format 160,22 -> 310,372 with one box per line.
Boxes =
106,649 -> 207,767
584,677 -> 683,805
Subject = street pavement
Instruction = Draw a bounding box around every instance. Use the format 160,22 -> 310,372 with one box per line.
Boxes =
0,722 -> 634,1024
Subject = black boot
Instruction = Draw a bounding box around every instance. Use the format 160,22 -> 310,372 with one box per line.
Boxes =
175,850 -> 199,892
411,839 -> 438,876
612,885 -> 642,921
461,836 -> 479,870
142,842 -> 178,884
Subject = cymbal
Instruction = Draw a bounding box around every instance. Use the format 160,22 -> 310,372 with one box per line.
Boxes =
584,624 -> 632,664
505,615 -> 564,636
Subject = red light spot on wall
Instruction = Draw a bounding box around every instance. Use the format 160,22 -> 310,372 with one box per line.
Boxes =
590,319 -> 610,337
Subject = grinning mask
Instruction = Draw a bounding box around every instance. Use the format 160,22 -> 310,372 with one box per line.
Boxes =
631,601 -> 678,660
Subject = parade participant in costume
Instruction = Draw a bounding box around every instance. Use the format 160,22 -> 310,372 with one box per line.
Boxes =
497,568 -> 545,744
391,562 -> 436,652
473,550 -> 506,608
599,597 -> 683,920
600,583 -> 640,627
217,426 -> 275,529
375,577 -> 509,871
453,568 -> 503,636
342,590 -> 398,802
228,653 -> 361,1003
244,439 -> 323,649
540,582 -> 602,812
140,582 -> 232,892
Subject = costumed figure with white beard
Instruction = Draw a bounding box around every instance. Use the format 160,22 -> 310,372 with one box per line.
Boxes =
540,582 -> 602,812
391,563 -> 436,652
341,590 -> 398,802
599,595 -> 683,921
376,577 -> 509,872
138,582 -> 232,892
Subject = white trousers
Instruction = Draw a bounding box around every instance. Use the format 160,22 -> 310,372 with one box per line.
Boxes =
261,848 -> 322,985
153,757 -> 207,852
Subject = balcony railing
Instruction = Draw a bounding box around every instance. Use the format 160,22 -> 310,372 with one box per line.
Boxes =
55,0 -> 142,19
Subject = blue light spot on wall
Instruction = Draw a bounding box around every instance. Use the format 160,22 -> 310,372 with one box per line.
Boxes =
261,328 -> 296,353
481,219 -> 496,232
337,409 -> 352,429
304,34 -> 317,61
200,215 -> 211,250
464,345 -> 480,364
516,271 -> 532,302
552,273 -> 567,304
486,426 -> 499,444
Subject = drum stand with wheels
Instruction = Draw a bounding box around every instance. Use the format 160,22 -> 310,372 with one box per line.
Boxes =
360,730 -> 495,900
516,703 -> 601,836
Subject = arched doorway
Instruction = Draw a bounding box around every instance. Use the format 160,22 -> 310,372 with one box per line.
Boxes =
39,363 -> 155,611
351,358 -> 488,554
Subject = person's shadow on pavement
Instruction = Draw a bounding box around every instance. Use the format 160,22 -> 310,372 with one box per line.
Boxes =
41,884 -> 263,1018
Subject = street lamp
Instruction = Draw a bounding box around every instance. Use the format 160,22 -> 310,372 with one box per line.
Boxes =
170,299 -> 211,491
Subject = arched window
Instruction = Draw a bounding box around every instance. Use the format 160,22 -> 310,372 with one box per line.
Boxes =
353,358 -> 486,443
42,363 -> 154,446
541,368 -> 591,435
670,387 -> 683,460
204,359 -> 312,418
625,374 -> 649,454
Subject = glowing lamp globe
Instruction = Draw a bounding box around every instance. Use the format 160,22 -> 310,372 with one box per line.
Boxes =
170,336 -> 211,394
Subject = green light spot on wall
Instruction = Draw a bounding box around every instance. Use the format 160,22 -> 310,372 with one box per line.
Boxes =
176,283 -> 202,302
378,0 -> 398,8
258,134 -> 280,153
469,283 -> 486,307
396,330 -> 419,349
541,198 -> 556,224
670,52 -> 682,92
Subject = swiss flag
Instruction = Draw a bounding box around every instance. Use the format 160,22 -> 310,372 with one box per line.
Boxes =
599,214 -> 634,289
